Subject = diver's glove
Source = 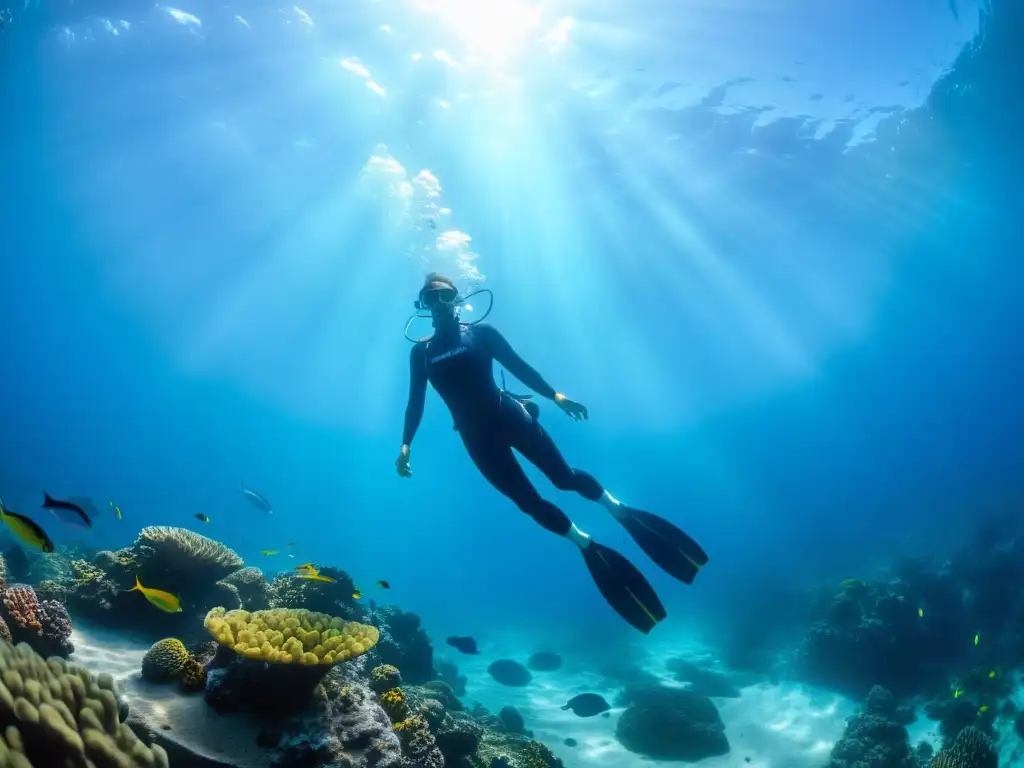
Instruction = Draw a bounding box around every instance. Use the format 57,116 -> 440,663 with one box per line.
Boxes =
554,393 -> 588,421
395,444 -> 413,478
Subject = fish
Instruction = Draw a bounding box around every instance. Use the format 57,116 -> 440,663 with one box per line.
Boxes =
109,500 -> 123,520
0,496 -> 54,552
988,670 -> 996,679
287,553 -> 296,558
917,608 -> 924,618
979,705 -> 989,713
974,633 -> 980,647
352,589 -> 363,600
41,491 -> 92,528
953,688 -> 963,699
446,636 -> 480,655
194,513 -> 211,524
131,576 -> 182,613
297,573 -> 336,584
261,549 -> 279,556
286,542 -> 298,547
239,481 -> 273,514
561,693 -> 612,718
376,580 -> 390,589
294,562 -> 316,573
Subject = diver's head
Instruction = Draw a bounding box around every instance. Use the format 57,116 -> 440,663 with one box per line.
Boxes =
417,272 -> 460,327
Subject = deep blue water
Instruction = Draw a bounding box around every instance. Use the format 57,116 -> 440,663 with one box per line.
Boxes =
0,0 -> 1020,654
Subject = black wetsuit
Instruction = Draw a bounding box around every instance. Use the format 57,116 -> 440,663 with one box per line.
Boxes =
403,322 -> 603,536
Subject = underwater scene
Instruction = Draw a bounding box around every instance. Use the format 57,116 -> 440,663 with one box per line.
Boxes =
1,0 -> 1022,766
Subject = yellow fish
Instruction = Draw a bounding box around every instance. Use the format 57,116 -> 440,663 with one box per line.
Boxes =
294,562 -> 316,573
0,496 -> 54,553
917,608 -> 924,618
974,633 -> 980,647
297,572 -> 336,584
352,589 -> 363,600
261,550 -> 279,556
108,501 -> 123,520
953,688 -> 963,699
988,670 -> 996,679
979,705 -> 989,713
131,576 -> 182,613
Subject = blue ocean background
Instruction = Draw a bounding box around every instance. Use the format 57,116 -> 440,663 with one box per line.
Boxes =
0,0 -> 1020,664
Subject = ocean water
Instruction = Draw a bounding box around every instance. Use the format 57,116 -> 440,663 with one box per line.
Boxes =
1,0 -> 1022,765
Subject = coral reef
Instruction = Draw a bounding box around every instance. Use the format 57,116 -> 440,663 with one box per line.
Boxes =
267,565 -> 364,619
0,639 -> 167,767
827,685 -> 918,768
380,687 -> 409,722
218,566 -> 270,611
180,656 -> 207,692
0,583 -> 74,657
615,685 -> 730,761
369,606 -> 434,684
394,716 -> 444,768
203,607 -> 380,717
931,726 -> 997,768
370,663 -> 402,693
64,531 -> 248,638
141,638 -> 190,682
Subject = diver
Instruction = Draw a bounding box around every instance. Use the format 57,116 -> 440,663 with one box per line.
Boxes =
395,272 -> 709,633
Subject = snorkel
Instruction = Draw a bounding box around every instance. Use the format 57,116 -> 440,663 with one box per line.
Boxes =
404,274 -> 493,343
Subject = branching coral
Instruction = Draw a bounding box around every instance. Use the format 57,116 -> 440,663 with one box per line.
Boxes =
0,617 -> 10,644
141,638 -> 190,682
0,639 -> 169,767
204,607 -> 379,665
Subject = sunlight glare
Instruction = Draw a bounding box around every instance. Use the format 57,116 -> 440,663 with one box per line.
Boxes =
416,0 -> 541,63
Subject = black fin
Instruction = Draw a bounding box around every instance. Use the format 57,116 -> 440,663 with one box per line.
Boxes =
581,541 -> 666,634
617,507 -> 708,585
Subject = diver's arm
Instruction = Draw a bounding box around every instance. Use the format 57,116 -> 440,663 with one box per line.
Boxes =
477,324 -> 558,400
402,344 -> 428,446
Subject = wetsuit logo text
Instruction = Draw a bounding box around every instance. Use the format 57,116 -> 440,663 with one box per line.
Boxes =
430,345 -> 468,364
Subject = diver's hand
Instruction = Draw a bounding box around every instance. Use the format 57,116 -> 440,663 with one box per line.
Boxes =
554,393 -> 588,421
395,444 -> 413,478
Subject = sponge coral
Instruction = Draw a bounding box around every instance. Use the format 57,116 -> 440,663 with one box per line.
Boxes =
0,639 -> 169,767
204,607 -> 379,665
141,638 -> 190,682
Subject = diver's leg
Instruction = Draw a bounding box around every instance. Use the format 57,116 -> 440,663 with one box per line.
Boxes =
502,399 -> 604,501
461,430 -> 665,633
503,398 -> 710,585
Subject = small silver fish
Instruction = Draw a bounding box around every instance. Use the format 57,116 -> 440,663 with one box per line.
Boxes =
238,481 -> 273,514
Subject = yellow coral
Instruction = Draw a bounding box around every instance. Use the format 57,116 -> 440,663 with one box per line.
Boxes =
370,663 -> 402,693
380,687 -> 409,722
141,638 -> 190,682
204,606 -> 379,665
71,560 -> 104,584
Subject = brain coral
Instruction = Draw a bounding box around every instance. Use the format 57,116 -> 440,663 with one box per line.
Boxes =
204,607 -> 379,665
141,638 -> 190,682
0,639 -> 168,767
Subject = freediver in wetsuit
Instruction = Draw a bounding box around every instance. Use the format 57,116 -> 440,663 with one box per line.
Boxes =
396,273 -> 709,633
